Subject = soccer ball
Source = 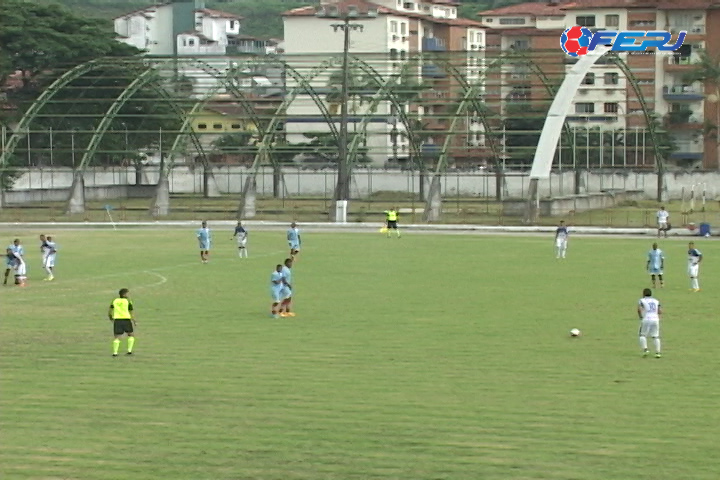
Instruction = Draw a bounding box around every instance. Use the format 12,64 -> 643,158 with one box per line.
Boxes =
560,26 -> 594,57
570,328 -> 581,337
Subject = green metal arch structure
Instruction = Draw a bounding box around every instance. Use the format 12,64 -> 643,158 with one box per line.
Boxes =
609,54 -> 666,174
0,57 -> 208,173
0,58 -> 111,168
430,52 -> 566,176
162,58 -> 270,172
344,57 -> 425,169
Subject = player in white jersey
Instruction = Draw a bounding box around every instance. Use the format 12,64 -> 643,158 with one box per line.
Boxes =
43,236 -> 57,281
687,241 -> 702,292
231,221 -> 248,258
646,243 -> 665,288
554,220 -> 569,259
656,206 -> 669,238
637,288 -> 662,358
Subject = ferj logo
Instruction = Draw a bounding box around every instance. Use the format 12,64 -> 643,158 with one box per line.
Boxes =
560,25 -> 687,57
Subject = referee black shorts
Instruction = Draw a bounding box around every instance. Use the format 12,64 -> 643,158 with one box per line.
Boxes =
113,319 -> 134,335
387,220 -> 398,229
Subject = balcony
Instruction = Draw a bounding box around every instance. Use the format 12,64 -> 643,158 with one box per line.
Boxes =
422,37 -> 446,52
422,64 -> 446,78
663,85 -> 704,101
670,144 -> 703,160
566,115 -> 619,123
665,110 -> 703,129
664,55 -> 697,71
421,143 -> 441,158
669,25 -> 705,34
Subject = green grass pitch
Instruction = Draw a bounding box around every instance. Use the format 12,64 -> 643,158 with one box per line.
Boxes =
1,229 -> 719,480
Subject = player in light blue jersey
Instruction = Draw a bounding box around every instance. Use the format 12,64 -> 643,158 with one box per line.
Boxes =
646,243 -> 665,289
270,264 -> 285,318
4,239 -> 25,286
688,241 -> 703,292
287,222 -> 301,259
554,221 -> 569,259
196,221 -> 211,263
279,258 -> 295,317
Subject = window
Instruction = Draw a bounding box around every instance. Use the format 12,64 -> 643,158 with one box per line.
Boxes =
485,17 -> 493,23
400,23 -> 407,35
499,17 -> 526,25
391,21 -> 399,34
182,39 -> 187,47
188,39 -> 195,46
605,14 -> 619,27
390,48 -> 399,60
403,2 -> 414,10
604,72 -> 619,85
231,124 -> 242,130
582,73 -> 595,85
400,50 -> 407,60
213,123 -> 222,130
197,123 -> 207,130
576,16 -> 596,27
510,40 -> 529,50
604,103 -> 619,113
575,103 -> 595,114
229,20 -> 236,30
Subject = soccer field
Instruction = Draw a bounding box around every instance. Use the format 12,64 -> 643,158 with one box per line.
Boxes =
1,229 -> 718,480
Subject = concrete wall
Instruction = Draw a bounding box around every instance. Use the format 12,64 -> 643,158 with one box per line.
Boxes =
502,190 -> 645,217
4,185 -> 157,205
8,167 -> 720,201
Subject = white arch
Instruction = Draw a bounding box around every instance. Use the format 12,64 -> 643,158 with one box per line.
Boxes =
530,46 -> 611,179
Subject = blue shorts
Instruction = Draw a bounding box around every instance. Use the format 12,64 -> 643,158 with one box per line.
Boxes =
289,242 -> 300,251
271,288 -> 284,302
649,268 -> 663,275
5,259 -> 15,268
281,286 -> 293,299
199,242 -> 210,251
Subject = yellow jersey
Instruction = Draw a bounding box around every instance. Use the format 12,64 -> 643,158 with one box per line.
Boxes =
385,210 -> 398,221
111,298 -> 133,319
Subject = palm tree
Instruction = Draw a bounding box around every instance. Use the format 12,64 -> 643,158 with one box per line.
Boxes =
684,49 -> 720,169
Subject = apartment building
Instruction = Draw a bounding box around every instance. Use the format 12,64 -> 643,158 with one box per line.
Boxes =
479,0 -> 720,169
282,0 -> 486,167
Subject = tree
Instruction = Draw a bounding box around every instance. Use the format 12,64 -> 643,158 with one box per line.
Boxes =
0,2 -> 190,188
0,0 -> 137,88
684,49 -> 720,169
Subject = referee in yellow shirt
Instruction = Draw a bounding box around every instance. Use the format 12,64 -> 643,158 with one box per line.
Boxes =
384,207 -> 401,238
108,288 -> 136,357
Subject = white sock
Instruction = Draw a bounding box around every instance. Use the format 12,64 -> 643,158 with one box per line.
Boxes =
653,337 -> 661,353
692,278 -> 699,289
244,249 -> 248,258
238,249 -> 242,257
639,336 -> 648,350
45,266 -> 52,275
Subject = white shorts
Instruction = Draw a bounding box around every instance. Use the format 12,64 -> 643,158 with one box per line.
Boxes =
14,261 -> 26,276
688,264 -> 699,277
555,238 -> 567,248
658,222 -> 668,229
45,254 -> 56,268
639,319 -> 660,338
237,238 -> 247,247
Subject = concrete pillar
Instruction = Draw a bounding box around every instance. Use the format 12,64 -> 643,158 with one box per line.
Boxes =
524,178 -> 539,225
238,176 -> 256,219
203,166 -> 222,198
65,171 -> 86,214
149,170 -> 170,217
422,174 -> 442,222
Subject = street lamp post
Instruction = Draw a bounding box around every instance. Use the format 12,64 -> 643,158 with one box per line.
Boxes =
316,4 -> 377,218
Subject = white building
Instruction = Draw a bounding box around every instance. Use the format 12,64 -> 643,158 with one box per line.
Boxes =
283,0 -> 487,167
114,1 -> 280,99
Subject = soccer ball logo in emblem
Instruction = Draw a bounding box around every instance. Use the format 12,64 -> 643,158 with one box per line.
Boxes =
560,26 -> 594,57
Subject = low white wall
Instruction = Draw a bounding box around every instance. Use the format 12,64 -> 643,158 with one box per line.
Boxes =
9,167 -> 720,201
